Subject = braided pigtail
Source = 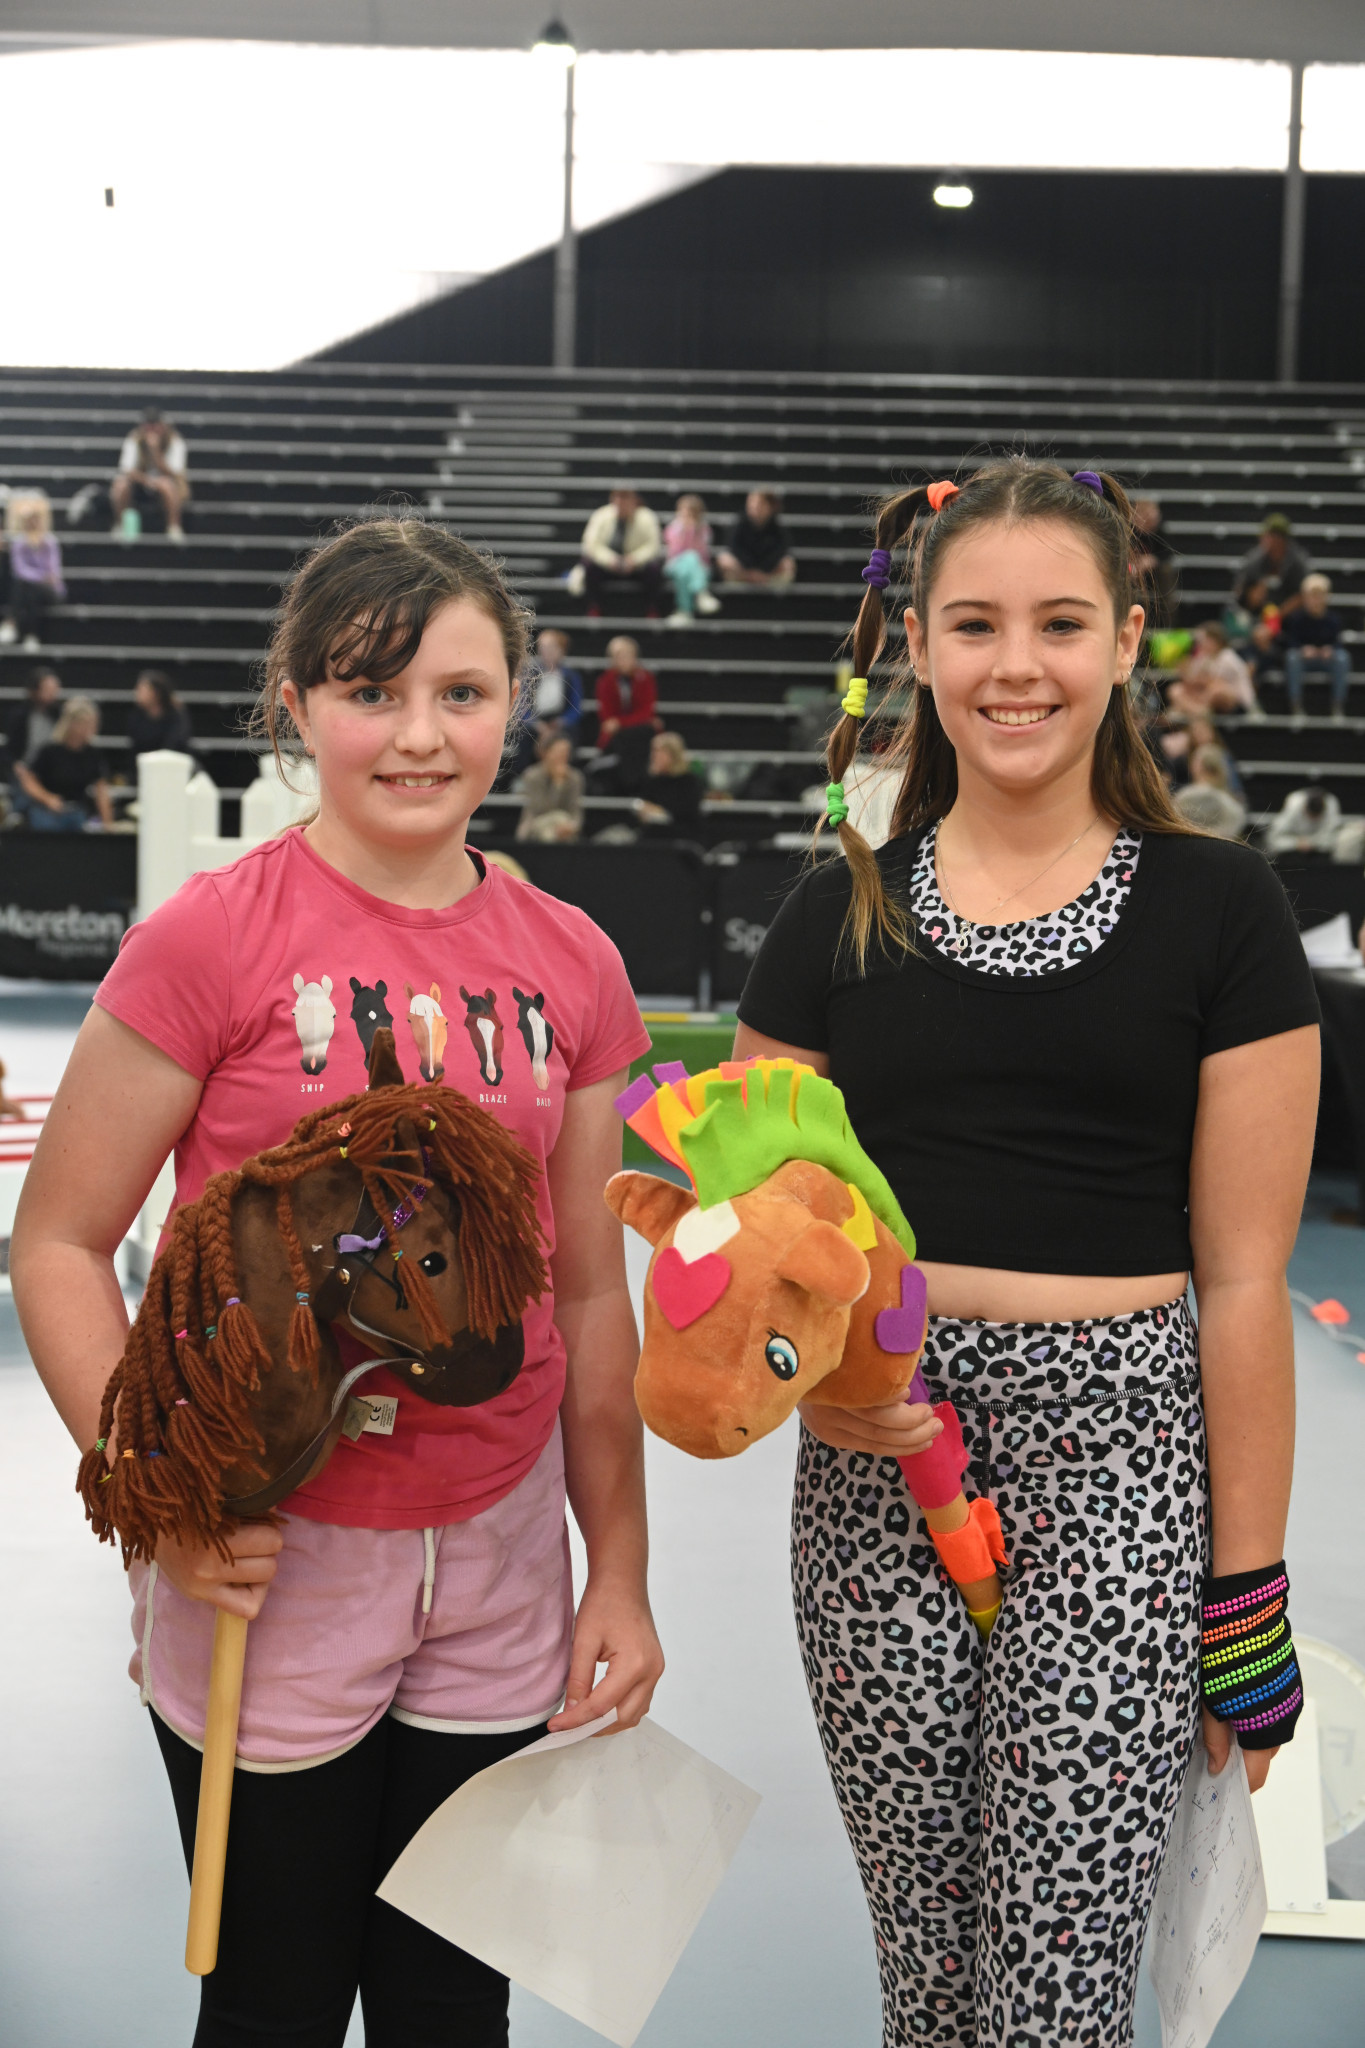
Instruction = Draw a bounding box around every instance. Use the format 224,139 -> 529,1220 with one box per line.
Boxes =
825,484 -> 933,970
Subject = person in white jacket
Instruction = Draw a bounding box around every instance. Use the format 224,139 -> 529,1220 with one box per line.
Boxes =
572,488 -> 665,615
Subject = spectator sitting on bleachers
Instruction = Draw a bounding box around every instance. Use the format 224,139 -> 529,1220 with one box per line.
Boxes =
514,733 -> 584,843
527,629 -> 583,740
1173,743 -> 1247,838
1131,497 -> 1178,623
635,730 -> 704,838
663,494 -> 721,625
572,487 -> 664,616
110,407 -> 190,541
1233,512 -> 1309,614
1,492 -> 65,651
127,668 -> 193,758
3,663 -> 62,791
1166,621 -> 1261,720
717,490 -> 796,587
1279,572 -> 1352,724
594,634 -> 661,792
1264,784 -> 1343,859
12,695 -> 112,832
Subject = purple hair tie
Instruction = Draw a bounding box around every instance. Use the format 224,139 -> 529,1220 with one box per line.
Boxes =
1072,471 -> 1104,497
861,548 -> 892,590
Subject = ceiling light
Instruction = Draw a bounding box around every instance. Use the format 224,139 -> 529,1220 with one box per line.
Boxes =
933,183 -> 974,208
532,19 -> 576,66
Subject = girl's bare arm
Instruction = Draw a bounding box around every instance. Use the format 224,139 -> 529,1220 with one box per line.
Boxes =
1189,1023 -> 1319,1789
11,1005 -> 285,1617
548,1070 -> 664,1732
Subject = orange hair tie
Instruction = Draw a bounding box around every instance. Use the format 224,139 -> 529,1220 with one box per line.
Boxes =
926,480 -> 961,513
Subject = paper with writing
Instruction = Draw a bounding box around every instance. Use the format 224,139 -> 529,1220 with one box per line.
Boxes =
1148,1740 -> 1266,2048
377,1713 -> 760,2048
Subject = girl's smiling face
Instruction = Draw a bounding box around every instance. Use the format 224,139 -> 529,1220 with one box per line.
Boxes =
904,517 -> 1144,799
281,597 -> 515,854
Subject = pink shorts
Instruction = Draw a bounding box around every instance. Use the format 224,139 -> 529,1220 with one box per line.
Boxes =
129,1424 -> 573,1770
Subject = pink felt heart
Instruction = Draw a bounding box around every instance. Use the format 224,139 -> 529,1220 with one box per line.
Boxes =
652,1246 -> 731,1329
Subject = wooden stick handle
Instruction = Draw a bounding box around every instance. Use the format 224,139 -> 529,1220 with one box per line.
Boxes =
185,1608 -> 249,1976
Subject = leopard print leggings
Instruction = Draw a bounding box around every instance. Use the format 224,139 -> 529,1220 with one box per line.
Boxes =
792,1299 -> 1208,2048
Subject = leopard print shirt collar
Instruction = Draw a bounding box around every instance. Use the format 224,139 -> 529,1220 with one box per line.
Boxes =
911,823 -> 1143,975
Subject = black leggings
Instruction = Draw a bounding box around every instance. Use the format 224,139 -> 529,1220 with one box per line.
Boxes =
153,1707 -> 547,2048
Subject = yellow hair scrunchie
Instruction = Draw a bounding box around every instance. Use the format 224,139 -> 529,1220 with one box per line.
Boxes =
841,677 -> 869,719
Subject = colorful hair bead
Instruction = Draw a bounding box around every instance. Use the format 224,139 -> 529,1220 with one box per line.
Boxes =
174,1328 -> 188,1341
825,781 -> 850,828
95,1437 -> 107,1453
841,677 -> 869,719
337,1122 -> 352,1138
175,1398 -> 189,1406
295,1291 -> 310,1305
339,1146 -> 348,1159
204,1325 -> 216,1340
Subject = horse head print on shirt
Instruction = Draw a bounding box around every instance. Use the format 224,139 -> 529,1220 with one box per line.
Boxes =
460,986 -> 505,1087
348,978 -> 393,1059
512,988 -> 555,1091
404,982 -> 447,1083
291,973 -> 336,1074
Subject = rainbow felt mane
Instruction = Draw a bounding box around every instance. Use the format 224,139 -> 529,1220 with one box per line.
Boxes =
614,1057 -> 916,1256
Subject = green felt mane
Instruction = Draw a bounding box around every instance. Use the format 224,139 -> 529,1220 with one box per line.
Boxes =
678,1063 -> 916,1257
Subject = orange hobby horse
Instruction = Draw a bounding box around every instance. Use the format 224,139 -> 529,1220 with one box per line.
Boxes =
606,1057 -> 1005,1633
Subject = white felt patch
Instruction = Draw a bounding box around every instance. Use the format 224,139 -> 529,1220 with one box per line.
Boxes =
672,1199 -> 740,1263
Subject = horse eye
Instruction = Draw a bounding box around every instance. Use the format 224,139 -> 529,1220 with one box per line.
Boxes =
764,1335 -> 799,1381
420,1252 -> 447,1276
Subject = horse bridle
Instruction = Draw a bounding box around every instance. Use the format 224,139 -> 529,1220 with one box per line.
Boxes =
222,1164 -> 441,1517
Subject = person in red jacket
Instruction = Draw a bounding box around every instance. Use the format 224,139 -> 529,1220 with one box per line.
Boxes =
594,636 -> 663,795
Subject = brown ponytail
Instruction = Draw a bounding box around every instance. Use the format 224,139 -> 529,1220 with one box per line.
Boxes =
824,457 -> 1192,971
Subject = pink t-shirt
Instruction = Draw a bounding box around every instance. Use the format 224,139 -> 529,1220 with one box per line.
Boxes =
96,829 -> 649,1531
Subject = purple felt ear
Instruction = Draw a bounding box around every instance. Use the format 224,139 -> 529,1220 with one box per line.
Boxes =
614,1073 -> 657,1120
875,1263 -> 928,1355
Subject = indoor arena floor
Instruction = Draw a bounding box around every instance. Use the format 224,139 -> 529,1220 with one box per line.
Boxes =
2,988 -> 1363,2048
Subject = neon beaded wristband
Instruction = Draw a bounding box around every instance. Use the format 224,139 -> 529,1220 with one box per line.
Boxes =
1200,1560 -> 1303,1750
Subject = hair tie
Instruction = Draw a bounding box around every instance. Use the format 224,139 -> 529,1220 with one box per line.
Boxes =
825,782 -> 850,828
841,677 -> 869,719
926,480 -> 960,513
295,1291 -> 310,1305
95,1437 -> 107,1453
1072,471 -> 1104,496
860,548 -> 892,590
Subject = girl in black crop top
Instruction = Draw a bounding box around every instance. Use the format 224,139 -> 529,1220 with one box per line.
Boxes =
736,462 -> 1318,2048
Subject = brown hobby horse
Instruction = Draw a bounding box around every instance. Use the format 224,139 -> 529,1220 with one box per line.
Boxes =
78,1027 -> 547,1973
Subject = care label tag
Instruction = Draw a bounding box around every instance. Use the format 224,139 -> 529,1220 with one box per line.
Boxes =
359,1394 -> 398,1436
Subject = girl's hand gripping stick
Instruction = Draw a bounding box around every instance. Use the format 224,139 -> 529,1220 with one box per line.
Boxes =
897,1366 -> 1006,1637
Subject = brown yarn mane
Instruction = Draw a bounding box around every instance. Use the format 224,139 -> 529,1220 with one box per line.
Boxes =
79,1080 -> 547,1564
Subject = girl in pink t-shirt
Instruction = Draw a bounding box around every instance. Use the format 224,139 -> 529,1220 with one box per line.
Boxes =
12,519 -> 663,2045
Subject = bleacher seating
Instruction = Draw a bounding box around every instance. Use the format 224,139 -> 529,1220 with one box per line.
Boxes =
3,363 -> 1365,843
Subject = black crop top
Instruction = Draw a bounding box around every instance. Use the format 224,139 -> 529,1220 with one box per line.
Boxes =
737,828 -> 1320,1275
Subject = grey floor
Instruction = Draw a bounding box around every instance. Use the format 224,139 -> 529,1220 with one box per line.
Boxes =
1,989 -> 1363,2046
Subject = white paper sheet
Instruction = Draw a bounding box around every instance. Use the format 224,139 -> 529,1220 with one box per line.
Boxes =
1148,1741 -> 1267,2048
1301,912 -> 1362,969
377,1713 -> 761,2048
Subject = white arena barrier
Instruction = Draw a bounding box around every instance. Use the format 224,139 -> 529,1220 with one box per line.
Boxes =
137,748 -> 318,919
127,750 -> 318,1281
0,1094 -> 50,1289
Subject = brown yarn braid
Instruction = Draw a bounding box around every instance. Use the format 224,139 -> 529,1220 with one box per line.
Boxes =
78,1081 -> 547,1564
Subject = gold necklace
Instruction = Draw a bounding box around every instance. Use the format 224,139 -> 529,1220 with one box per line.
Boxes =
936,815 -> 1102,930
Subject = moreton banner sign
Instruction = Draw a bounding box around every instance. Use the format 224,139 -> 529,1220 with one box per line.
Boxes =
0,836 -> 136,979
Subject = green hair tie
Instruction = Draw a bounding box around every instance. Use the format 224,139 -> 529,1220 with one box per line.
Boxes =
825,781 -> 850,828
